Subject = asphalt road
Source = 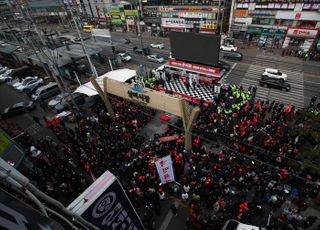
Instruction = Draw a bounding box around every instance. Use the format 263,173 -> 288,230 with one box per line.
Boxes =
107,31 -> 320,108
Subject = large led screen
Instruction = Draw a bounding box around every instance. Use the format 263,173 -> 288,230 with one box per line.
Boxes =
170,31 -> 221,67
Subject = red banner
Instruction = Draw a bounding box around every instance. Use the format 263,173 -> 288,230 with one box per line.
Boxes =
168,60 -> 219,75
159,134 -> 179,143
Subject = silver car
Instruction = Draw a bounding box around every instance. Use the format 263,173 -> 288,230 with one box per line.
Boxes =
147,55 -> 165,63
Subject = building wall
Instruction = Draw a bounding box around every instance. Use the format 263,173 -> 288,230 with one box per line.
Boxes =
230,1 -> 320,51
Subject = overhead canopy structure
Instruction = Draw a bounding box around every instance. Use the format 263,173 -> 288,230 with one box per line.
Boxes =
28,44 -> 102,68
74,68 -> 137,96
0,43 -> 20,55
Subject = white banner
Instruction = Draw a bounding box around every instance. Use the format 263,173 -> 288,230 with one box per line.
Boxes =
155,155 -> 175,184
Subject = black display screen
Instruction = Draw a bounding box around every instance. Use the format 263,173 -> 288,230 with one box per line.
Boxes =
170,31 -> 221,66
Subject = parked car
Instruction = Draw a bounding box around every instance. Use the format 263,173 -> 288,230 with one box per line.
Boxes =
69,62 -> 88,73
31,82 -> 60,102
52,93 -> 86,113
259,77 -> 291,91
0,101 -> 35,119
217,60 -> 231,71
147,54 -> 165,63
0,67 -> 9,74
222,219 -> 260,230
17,78 -> 44,92
0,75 -> 12,83
115,50 -> 128,54
48,92 -> 69,108
118,53 -> 132,62
24,83 -> 44,98
150,42 -> 164,49
220,44 -> 238,52
12,76 -> 37,89
262,68 -> 287,81
133,46 -> 151,55
223,52 -> 243,61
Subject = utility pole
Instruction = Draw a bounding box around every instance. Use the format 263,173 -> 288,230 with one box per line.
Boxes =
220,0 -> 226,35
217,0 -> 222,34
66,0 -> 99,78
228,0 -> 236,36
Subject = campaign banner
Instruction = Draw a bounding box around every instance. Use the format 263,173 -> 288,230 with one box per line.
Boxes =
159,134 -> 179,143
155,155 -> 175,184
0,188 -> 64,229
168,59 -> 219,75
68,171 -> 144,230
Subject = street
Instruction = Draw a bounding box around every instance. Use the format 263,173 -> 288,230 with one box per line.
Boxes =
1,29 -> 320,230
106,31 -> 320,108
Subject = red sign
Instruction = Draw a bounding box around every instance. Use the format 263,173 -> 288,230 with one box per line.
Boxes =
168,60 -> 219,75
295,12 -> 301,20
159,134 -> 179,143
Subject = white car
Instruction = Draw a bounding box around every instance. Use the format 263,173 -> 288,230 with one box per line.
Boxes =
222,219 -> 260,230
118,53 -> 132,62
0,67 -> 9,74
147,55 -> 164,63
16,78 -> 44,92
12,76 -> 38,89
0,74 -> 13,83
262,68 -> 288,81
150,42 -> 164,49
220,44 -> 238,52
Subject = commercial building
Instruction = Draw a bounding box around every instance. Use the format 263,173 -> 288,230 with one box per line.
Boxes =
230,0 -> 320,51
142,0 -> 228,36
0,0 -> 12,17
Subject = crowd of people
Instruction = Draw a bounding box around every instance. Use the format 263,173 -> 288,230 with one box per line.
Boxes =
1,86 -> 319,229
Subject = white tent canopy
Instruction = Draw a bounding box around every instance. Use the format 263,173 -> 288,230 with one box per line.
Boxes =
74,69 -> 137,96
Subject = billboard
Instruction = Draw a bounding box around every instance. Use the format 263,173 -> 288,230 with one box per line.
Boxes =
0,188 -> 65,229
68,171 -> 144,230
170,31 -> 220,66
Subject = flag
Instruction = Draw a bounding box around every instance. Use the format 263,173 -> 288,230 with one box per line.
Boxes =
155,155 -> 175,184
284,105 -> 292,113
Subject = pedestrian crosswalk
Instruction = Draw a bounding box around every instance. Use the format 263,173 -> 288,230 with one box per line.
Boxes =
239,64 -> 305,108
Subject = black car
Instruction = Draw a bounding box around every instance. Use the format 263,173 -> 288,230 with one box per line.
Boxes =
133,46 -> 151,55
53,93 -> 86,113
0,101 -> 35,119
124,38 -> 130,44
217,60 -> 231,71
259,77 -> 291,91
24,84 -> 43,97
223,52 -> 243,61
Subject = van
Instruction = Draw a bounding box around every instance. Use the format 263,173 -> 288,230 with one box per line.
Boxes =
83,25 -> 94,33
31,82 -> 60,102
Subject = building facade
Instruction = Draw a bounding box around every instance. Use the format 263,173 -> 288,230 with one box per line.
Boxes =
0,0 -> 12,17
142,0 -> 227,36
230,0 -> 320,51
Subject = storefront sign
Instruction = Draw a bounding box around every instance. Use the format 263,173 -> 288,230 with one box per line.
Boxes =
168,60 -> 219,75
237,0 -> 319,2
155,155 -> 175,184
144,6 -> 215,12
248,11 -> 275,17
111,19 -> 123,25
199,20 -> 217,33
286,28 -> 319,37
161,18 -> 193,28
124,10 -> 139,16
276,11 -> 320,21
234,9 -> 248,17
